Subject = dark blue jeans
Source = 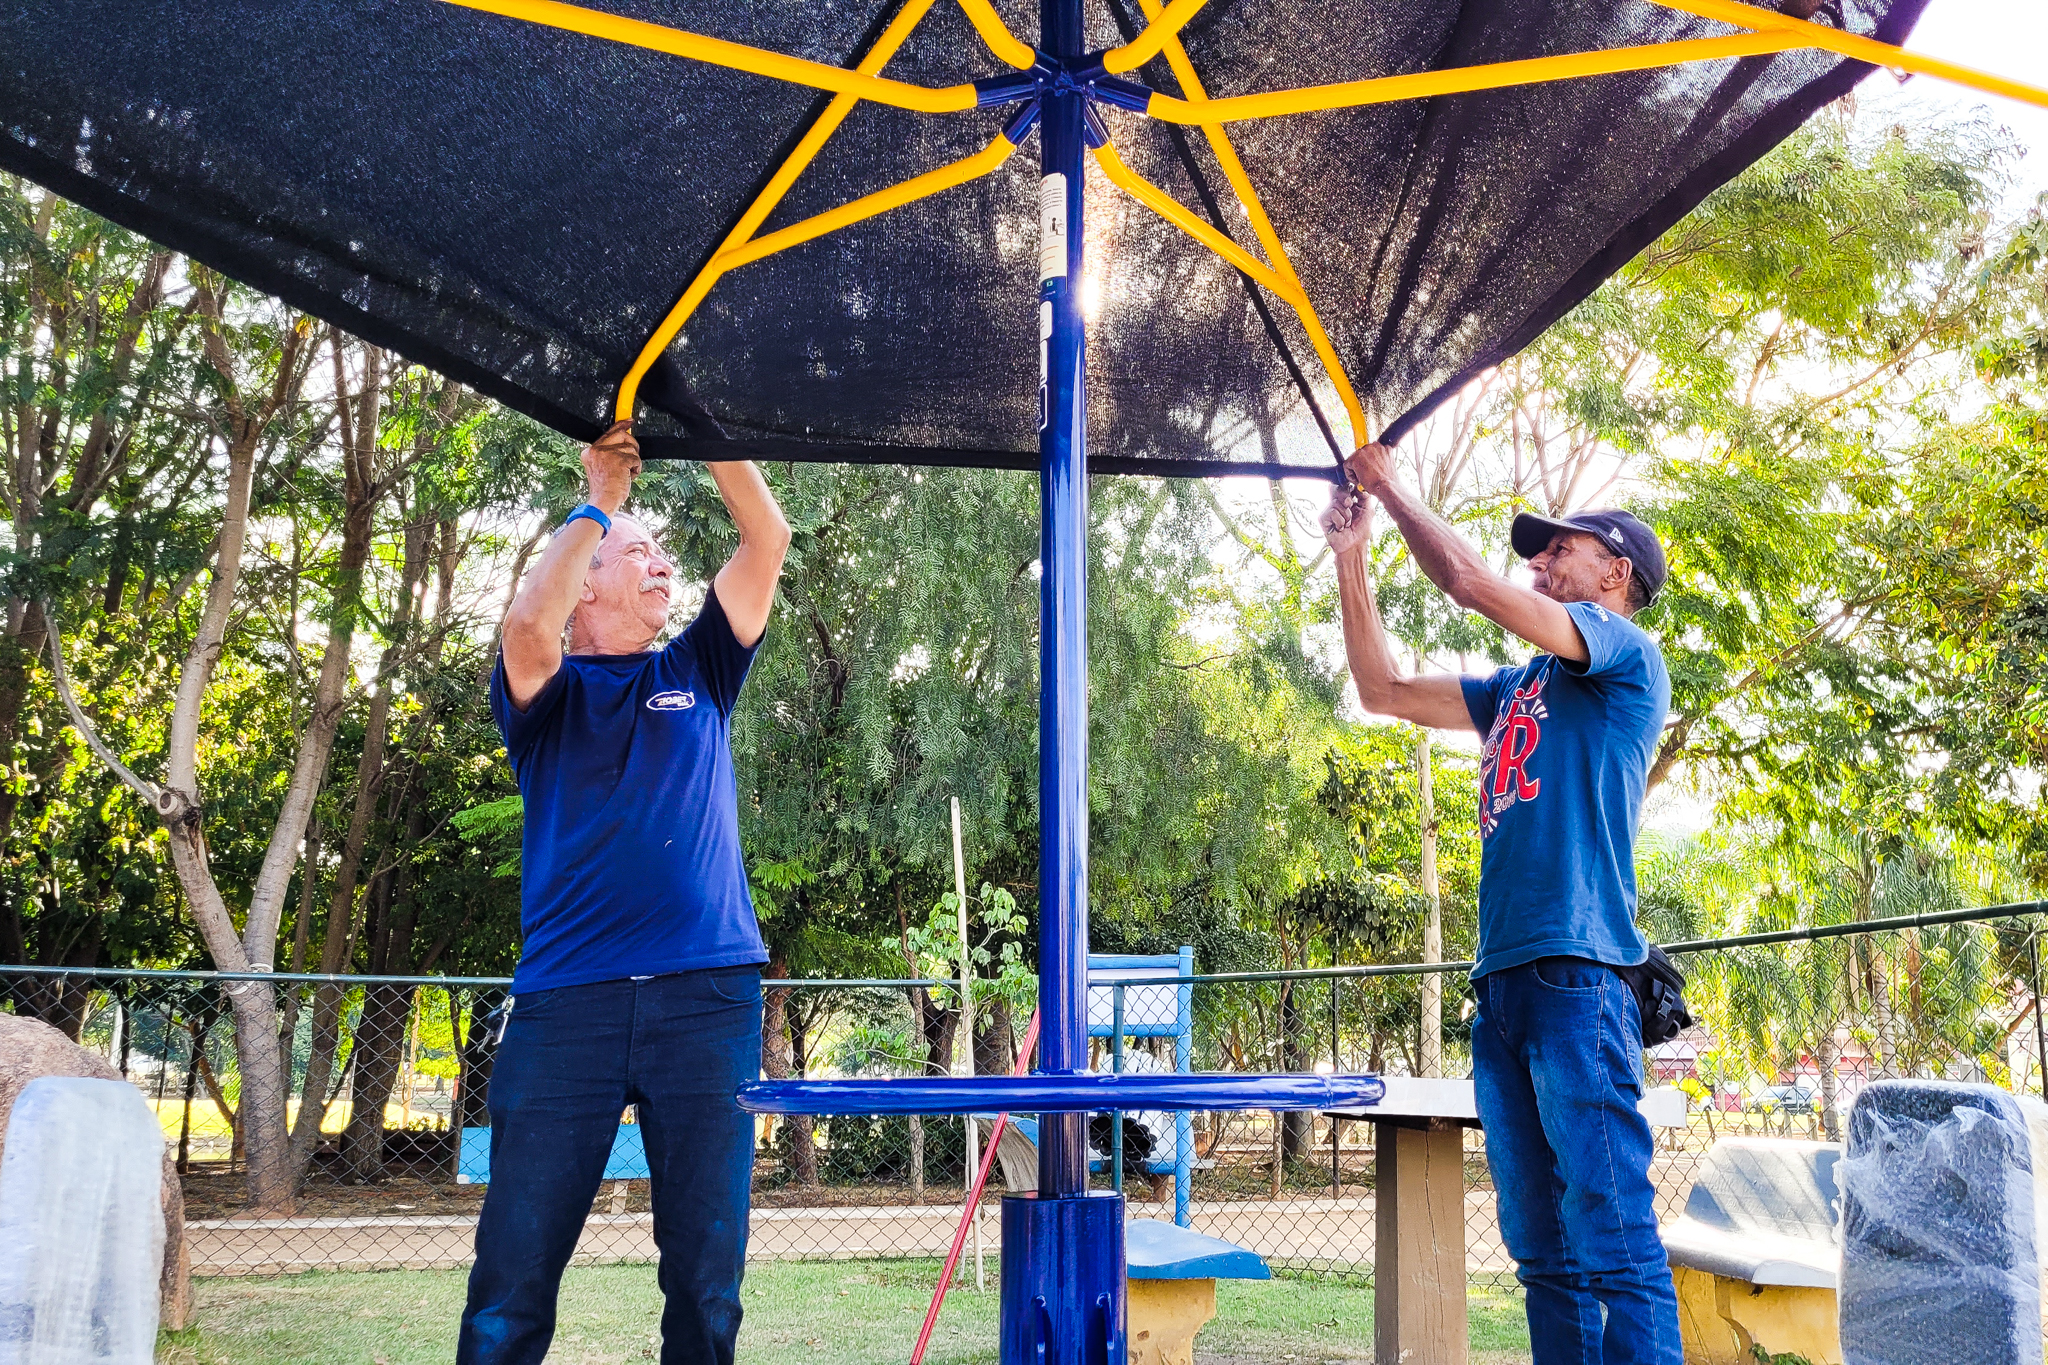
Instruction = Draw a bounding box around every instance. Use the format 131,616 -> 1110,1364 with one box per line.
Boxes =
458,967 -> 763,1365
1473,958 -> 1680,1365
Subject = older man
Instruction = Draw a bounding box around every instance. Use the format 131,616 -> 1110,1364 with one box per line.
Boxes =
1322,442 -> 1677,1365
459,422 -> 790,1365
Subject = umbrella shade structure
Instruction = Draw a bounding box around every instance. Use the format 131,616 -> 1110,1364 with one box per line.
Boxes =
11,2 -> 2044,1360
5,0 -> 2035,475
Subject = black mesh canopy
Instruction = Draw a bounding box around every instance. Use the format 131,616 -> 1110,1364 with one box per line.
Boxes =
0,0 -> 1924,473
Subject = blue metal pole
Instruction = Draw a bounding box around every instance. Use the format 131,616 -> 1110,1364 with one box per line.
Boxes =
1035,0 -> 1090,1201
1002,12 -> 1127,1359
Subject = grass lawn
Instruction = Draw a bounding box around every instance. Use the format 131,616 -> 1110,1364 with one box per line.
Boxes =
158,1261 -> 1531,1364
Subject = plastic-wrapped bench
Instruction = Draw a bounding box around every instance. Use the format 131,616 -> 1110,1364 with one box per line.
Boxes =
1123,1217 -> 1269,1365
1659,1136 -> 1842,1365
1836,1079 -> 2048,1365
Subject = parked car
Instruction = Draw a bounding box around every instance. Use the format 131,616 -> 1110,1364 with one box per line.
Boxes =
1747,1083 -> 1817,1114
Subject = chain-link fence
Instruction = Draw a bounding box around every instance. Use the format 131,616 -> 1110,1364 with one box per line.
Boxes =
3,900 -> 2043,1284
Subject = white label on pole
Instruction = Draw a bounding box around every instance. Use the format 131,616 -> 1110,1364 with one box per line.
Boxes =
1039,173 -> 1068,281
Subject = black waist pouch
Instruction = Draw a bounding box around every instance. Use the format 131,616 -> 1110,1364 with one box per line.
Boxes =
1612,945 -> 1694,1045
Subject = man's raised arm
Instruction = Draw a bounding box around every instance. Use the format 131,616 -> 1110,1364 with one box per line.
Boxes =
1343,443 -> 1589,664
500,421 -> 640,709
705,460 -> 791,648
1322,487 -> 1481,732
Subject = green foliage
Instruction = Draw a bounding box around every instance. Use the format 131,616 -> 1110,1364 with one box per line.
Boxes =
450,796 -> 524,879
3,105 -> 2043,1083
906,883 -> 1036,1021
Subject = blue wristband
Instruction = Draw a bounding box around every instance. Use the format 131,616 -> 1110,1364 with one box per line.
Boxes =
565,503 -> 612,539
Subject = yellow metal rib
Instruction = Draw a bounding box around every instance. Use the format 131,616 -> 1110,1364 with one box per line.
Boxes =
1101,0 -> 1209,75
1144,30 -> 1803,123
616,0 -> 942,419
1647,0 -> 2048,111
442,0 -> 978,113
615,135 -> 1019,420
1093,145 -> 1291,298
717,136 -> 1019,271
1134,0 -> 1367,447
955,0 -> 1036,69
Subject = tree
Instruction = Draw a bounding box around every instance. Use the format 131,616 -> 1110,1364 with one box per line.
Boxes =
18,224 -> 505,1206
1,179 -> 215,1017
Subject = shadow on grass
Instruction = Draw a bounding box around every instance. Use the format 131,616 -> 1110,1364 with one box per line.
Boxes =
157,1261 -> 1531,1364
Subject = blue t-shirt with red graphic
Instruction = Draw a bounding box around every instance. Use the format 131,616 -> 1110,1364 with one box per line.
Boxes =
489,587 -> 768,993
1458,600 -> 1669,980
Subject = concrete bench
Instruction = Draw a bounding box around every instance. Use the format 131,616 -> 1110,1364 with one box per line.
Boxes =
1124,1217 -> 1269,1365
1660,1137 -> 1842,1365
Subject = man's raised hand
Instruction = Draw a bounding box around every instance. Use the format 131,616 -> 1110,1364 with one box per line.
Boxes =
582,420 -> 641,514
1342,441 -> 1395,496
1321,480 -> 1374,556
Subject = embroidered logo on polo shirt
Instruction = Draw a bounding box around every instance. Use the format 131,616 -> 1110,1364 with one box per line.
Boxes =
647,690 -> 697,711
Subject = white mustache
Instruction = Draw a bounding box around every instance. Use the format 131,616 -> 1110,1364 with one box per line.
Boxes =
639,577 -> 669,597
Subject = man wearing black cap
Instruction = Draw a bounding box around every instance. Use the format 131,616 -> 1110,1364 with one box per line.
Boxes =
1321,442 -> 1678,1365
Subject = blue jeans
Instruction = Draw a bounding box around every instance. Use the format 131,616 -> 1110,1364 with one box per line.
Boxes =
1473,958 -> 1680,1365
458,967 -> 763,1365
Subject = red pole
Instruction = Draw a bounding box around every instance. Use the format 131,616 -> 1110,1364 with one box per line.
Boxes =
908,1009 -> 1042,1365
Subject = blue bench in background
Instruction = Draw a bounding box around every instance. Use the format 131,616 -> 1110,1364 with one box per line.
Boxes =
457,1120 -> 649,1184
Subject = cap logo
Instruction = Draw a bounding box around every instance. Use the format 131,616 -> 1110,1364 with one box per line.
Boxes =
1608,528 -> 1624,544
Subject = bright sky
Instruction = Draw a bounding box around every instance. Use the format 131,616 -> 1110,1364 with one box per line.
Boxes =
1875,0 -> 2048,200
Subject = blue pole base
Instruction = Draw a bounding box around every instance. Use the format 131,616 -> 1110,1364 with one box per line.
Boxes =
1000,1191 -> 1126,1365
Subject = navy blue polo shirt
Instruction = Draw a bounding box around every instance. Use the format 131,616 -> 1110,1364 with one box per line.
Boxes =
490,587 -> 767,993
1459,600 -> 1670,980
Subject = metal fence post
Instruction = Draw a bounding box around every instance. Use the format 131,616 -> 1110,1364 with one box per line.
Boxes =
2031,931 -> 2047,1098
1330,978 -> 1341,1198
1111,983 -> 1125,1195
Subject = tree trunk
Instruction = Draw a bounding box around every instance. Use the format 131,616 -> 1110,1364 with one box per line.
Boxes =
285,672 -> 400,1176
164,815 -> 298,1214
974,996 -> 1016,1077
340,983 -> 412,1184
0,604 -> 47,878
1278,981 -> 1312,1161
138,283 -> 316,1216
276,816 -> 320,1070
176,1017 -> 206,1176
1816,1025 -> 1842,1145
761,972 -> 818,1189
456,995 -> 497,1130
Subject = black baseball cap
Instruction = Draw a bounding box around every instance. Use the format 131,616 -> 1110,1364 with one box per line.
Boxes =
1510,508 -> 1667,604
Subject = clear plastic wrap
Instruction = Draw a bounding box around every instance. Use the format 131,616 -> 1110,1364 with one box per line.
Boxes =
0,1077 -> 166,1364
1838,1079 -> 2048,1365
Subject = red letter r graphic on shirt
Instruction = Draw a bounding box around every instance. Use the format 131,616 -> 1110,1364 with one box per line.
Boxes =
1493,714 -> 1542,801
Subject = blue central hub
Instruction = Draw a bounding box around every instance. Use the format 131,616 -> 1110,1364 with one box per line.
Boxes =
972,55 -> 1154,119
1002,1194 -> 1128,1365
